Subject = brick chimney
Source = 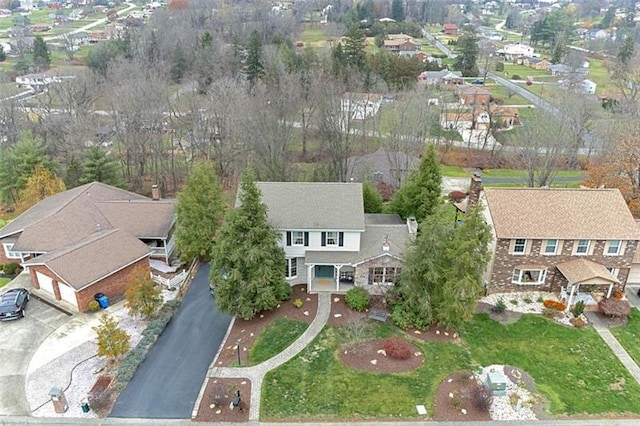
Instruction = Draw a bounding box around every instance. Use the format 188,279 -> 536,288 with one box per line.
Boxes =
151,184 -> 161,201
468,173 -> 483,208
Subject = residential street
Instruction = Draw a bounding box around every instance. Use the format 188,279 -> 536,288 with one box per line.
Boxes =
109,263 -> 231,419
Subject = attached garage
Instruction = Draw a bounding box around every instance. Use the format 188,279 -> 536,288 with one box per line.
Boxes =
58,282 -> 79,309
629,250 -> 640,285
36,271 -> 54,295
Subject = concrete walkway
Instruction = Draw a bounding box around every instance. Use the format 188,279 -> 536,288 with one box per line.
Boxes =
584,310 -> 640,384
199,292 -> 331,420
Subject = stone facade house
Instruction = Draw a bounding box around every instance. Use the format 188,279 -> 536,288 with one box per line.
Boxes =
0,182 -> 176,311
255,182 -> 416,294
482,187 -> 640,302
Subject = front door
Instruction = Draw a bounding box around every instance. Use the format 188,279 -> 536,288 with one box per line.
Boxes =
315,265 -> 334,278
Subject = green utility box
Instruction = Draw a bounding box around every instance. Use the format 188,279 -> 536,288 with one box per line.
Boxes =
487,371 -> 507,396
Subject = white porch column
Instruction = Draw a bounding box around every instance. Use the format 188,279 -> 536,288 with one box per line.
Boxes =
335,265 -> 342,291
307,264 -> 314,293
606,283 -> 613,299
566,284 -> 576,312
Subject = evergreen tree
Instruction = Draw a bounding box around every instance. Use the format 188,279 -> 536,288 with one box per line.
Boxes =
93,314 -> 130,362
0,44 -> 6,62
195,32 -> 215,93
245,30 -> 264,89
391,0 -> 405,22
618,36 -> 635,65
391,204 -> 491,330
453,29 -> 479,76
388,143 -> 442,223
0,134 -> 56,205
81,146 -> 122,187
170,42 -> 187,83
32,35 -> 51,71
209,172 -> 291,319
64,155 -> 83,189
362,180 -> 383,213
175,162 -> 226,262
342,24 -> 367,71
124,266 -> 163,320
16,165 -> 66,213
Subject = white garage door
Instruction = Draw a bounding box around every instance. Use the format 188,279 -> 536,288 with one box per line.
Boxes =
58,282 -> 78,309
628,265 -> 640,285
36,271 -> 54,295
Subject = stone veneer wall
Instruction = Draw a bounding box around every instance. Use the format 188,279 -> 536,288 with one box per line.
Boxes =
354,255 -> 402,295
488,238 -> 637,294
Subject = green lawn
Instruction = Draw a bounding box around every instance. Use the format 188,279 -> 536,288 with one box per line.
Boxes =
0,278 -> 9,288
610,309 -> 640,366
501,63 -> 550,79
249,317 -> 309,365
485,84 -> 530,105
262,314 -> 640,419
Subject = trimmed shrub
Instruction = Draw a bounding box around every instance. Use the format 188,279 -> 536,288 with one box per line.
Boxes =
495,62 -> 505,72
2,262 -> 19,275
571,300 -> 586,318
599,298 -> 631,318
88,300 -> 101,312
491,298 -> 506,313
543,299 -> 566,311
612,289 -> 623,299
293,298 -> 303,308
471,382 -> 493,411
345,287 -> 370,312
383,338 -> 412,360
511,74 -> 522,80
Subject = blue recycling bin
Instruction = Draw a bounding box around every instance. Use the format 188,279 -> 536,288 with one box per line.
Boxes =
97,295 -> 109,309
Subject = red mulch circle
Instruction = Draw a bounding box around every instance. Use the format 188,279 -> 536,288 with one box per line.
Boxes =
213,285 -> 317,367
433,371 -> 492,421
339,339 -> 424,373
193,377 -> 251,422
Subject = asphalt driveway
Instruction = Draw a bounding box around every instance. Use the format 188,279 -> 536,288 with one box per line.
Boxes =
0,290 -> 71,415
109,263 -> 232,418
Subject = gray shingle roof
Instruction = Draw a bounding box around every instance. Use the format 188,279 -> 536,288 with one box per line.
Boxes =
255,182 -> 365,230
23,229 -> 151,290
484,188 -> 640,240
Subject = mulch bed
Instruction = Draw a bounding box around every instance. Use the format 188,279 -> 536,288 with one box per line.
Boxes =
193,377 -> 251,423
476,301 -> 523,324
404,324 -> 460,342
433,371 -> 492,421
339,339 -> 424,373
328,294 -> 389,325
213,284 -> 317,367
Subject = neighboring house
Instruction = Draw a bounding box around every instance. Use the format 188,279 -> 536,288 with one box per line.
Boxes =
15,73 -> 75,89
398,50 -> 428,62
580,79 -> 597,94
481,186 -> 640,301
456,85 -> 492,105
255,182 -> 416,293
383,38 -> 419,53
586,29 -> 607,40
0,182 -> 176,312
342,92 -> 383,120
418,69 -> 463,85
497,44 -> 535,60
547,64 -> 589,77
346,148 -> 419,189
520,56 -> 551,70
441,106 -> 520,131
443,23 -> 458,35
559,78 -> 597,95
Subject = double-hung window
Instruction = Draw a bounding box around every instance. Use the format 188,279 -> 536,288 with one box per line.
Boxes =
513,239 -> 526,254
2,243 -> 21,259
606,240 -> 622,256
285,258 -> 298,279
292,231 -> 304,246
575,239 -> 590,255
326,231 -> 338,246
543,239 -> 558,255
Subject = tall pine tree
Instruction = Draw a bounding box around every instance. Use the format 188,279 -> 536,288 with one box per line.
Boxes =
210,172 -> 291,319
389,143 -> 442,223
175,162 -> 225,262
81,146 -> 122,187
32,35 -> 51,71
245,30 -> 264,90
453,29 -> 479,77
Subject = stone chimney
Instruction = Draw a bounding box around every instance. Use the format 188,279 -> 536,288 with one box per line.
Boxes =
468,173 -> 483,208
151,184 -> 161,201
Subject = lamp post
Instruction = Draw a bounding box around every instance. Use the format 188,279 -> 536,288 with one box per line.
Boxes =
236,340 -> 242,366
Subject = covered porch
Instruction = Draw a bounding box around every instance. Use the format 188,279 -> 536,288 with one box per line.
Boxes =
305,251 -> 358,293
556,259 -> 620,312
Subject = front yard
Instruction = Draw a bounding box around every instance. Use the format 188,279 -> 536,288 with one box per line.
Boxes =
610,309 -> 640,366
261,312 -> 640,420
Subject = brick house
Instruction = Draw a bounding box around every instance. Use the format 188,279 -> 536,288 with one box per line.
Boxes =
383,38 -> 419,53
0,182 -> 176,311
456,85 -> 492,105
254,182 -> 416,294
443,23 -> 458,35
481,186 -> 640,304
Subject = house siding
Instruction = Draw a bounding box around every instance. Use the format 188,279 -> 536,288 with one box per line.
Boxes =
282,230 -> 361,257
488,238 -> 636,293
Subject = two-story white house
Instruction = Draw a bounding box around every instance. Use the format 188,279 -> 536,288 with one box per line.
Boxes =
256,182 -> 416,293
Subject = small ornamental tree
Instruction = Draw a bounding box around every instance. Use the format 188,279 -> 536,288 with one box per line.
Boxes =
16,165 -> 66,213
93,314 -> 130,363
124,266 -> 163,320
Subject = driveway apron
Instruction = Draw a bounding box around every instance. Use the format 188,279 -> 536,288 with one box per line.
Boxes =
110,263 -> 231,418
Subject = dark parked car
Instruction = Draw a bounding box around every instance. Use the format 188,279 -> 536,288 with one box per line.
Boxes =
0,288 -> 30,320
471,79 -> 485,85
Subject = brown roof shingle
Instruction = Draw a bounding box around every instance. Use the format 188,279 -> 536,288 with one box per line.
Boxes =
23,229 -> 151,290
484,188 -> 640,240
555,258 -> 620,285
